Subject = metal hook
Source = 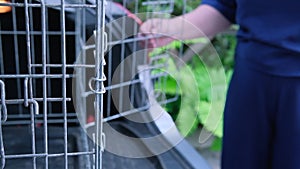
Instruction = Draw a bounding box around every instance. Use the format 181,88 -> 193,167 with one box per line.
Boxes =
88,77 -> 106,94
29,99 -> 39,115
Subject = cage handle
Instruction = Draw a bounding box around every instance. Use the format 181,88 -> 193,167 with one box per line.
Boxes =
0,80 -> 6,169
0,80 -> 7,122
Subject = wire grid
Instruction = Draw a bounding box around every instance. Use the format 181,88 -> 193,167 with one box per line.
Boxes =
0,0 -> 185,168
101,0 -> 183,122
0,0 -> 105,168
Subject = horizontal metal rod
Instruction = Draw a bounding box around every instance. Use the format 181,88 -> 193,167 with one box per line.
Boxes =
103,104 -> 150,122
31,64 -> 95,68
0,2 -> 96,8
7,112 -> 77,119
0,74 -> 72,78
4,98 -> 71,104
0,30 -> 76,36
5,151 -> 95,159
2,118 -> 79,125
141,0 -> 172,6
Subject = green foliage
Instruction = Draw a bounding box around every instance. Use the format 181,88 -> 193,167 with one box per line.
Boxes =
125,0 -> 202,17
210,137 -> 222,151
153,34 -> 236,151
154,58 -> 232,138
173,0 -> 202,15
125,0 -> 237,151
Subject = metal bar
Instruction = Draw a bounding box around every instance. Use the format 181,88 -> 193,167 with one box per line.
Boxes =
106,0 -> 113,117
29,0 -> 37,167
11,0 -> 22,115
102,97 -> 178,123
95,0 -> 106,168
0,2 -> 97,8
141,0 -> 172,6
103,104 -> 150,122
5,151 -> 95,159
7,112 -> 77,119
0,80 -> 7,169
24,0 -> 38,168
40,1 -> 49,168
118,0 -> 127,115
60,0 -> 68,168
83,34 -> 171,50
105,71 -> 168,91
0,22 -> 4,75
0,74 -> 73,78
3,98 -> 71,103
2,119 -> 79,125
129,0 -> 139,114
29,0 -> 37,102
30,64 -> 95,68
0,30 -> 77,35
46,4 -> 52,115
0,111 -> 5,169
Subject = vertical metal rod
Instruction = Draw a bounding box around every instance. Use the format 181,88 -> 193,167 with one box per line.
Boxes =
0,82 -> 6,169
129,0 -> 139,112
24,1 -> 38,168
45,7 -> 52,115
80,0 -> 87,124
0,80 -> 7,123
27,0 -> 36,169
40,1 -> 49,169
0,124 -> 4,169
29,0 -> 37,98
60,0 -> 68,168
11,0 -> 22,114
141,1 -> 152,107
95,0 -> 105,168
24,0 -> 34,123
106,0 -> 112,118
0,80 -> 5,169
118,0 -> 127,113
0,25 -> 4,74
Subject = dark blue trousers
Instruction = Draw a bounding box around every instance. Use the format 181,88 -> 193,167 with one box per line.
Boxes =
221,63 -> 300,169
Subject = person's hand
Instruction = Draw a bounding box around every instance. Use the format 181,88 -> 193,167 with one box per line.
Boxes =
139,18 -> 176,48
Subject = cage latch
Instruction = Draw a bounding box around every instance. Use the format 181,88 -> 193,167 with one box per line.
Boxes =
24,78 -> 39,115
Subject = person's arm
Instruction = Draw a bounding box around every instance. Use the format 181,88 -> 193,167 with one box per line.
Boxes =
139,4 -> 232,47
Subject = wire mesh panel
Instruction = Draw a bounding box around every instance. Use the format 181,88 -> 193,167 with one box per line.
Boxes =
0,0 -> 209,169
99,0 -> 179,123
0,0 -> 105,168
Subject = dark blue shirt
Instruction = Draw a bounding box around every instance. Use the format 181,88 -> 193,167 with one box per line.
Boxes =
202,0 -> 300,76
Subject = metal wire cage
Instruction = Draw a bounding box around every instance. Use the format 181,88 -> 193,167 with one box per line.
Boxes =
0,0 -> 208,169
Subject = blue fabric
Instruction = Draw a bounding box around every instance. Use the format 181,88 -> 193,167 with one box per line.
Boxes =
200,1 -> 300,168
201,0 -> 300,76
222,62 -> 300,169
